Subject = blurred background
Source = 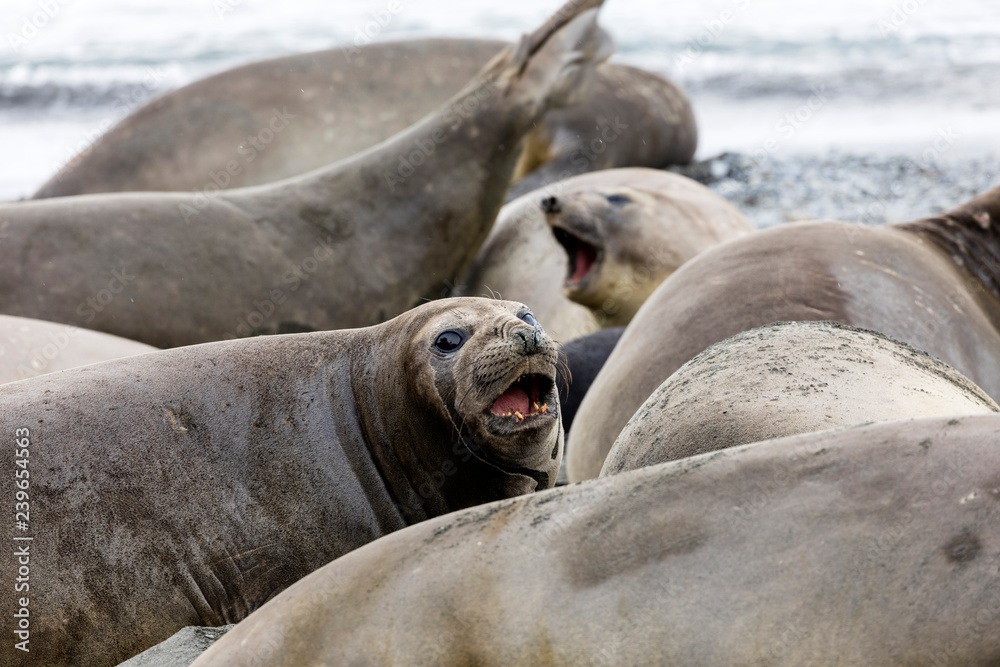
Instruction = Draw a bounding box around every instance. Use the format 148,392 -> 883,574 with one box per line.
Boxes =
2,0 -> 999,212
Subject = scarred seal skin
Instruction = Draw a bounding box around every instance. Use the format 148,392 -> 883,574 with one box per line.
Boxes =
193,414 -> 1000,666
0,297 -> 562,665
0,0 -> 613,348
602,321 -> 999,476
568,183 -> 1000,481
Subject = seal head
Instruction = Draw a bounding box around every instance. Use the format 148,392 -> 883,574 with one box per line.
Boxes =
543,175 -> 752,325
364,298 -> 563,518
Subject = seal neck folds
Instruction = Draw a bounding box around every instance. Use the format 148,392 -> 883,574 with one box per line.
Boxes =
898,184 -> 1000,305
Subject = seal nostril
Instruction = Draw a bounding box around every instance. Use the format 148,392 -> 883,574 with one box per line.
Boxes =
514,328 -> 541,354
541,196 -> 561,214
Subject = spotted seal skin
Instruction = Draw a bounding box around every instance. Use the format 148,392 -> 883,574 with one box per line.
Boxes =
0,0 -> 613,348
193,414 -> 1000,666
0,298 -> 561,665
602,321 -> 999,476
568,183 -> 1000,481
32,45 -> 695,201
456,168 -> 749,342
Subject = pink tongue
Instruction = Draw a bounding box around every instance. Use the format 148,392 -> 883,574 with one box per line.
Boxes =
571,244 -> 596,284
491,387 -> 530,416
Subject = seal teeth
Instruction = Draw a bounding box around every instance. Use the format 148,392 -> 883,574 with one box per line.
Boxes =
490,374 -> 554,420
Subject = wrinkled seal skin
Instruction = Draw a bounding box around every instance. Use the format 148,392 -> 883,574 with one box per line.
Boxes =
0,0 -> 613,348
568,184 -> 1000,481
602,321 -> 999,476
0,314 -> 155,383
0,298 -> 562,666
194,414 -> 1000,666
456,169 -> 748,342
32,42 -> 695,200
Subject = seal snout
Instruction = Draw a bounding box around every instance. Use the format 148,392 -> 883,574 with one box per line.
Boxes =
514,327 -> 543,354
541,196 -> 562,214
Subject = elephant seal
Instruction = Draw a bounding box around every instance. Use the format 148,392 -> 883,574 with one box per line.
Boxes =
456,168 -> 750,341
0,297 -> 562,665
567,183 -> 1000,481
602,321 -> 998,476
541,169 -> 752,325
33,42 -> 695,200
0,0 -> 613,348
0,315 -> 155,383
193,414 -> 1000,666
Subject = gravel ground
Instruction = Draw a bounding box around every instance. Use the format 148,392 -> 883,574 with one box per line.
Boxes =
669,152 -> 999,229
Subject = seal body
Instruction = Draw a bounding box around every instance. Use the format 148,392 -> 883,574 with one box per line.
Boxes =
0,298 -> 562,665
193,414 -> 1000,666
0,3 -> 613,348
567,186 -> 1000,480
457,168 -> 750,341
32,42 -> 695,200
0,315 -> 154,383
602,321 -> 998,475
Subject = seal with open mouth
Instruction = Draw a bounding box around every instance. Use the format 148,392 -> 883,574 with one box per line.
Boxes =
456,169 -> 751,342
568,182 -> 1000,481
0,297 -> 561,665
542,169 -> 752,325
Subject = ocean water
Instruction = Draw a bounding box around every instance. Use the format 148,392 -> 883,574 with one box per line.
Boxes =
1,0 -> 998,200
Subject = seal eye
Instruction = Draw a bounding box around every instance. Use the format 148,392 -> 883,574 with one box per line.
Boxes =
605,193 -> 632,206
433,330 -> 466,353
519,312 -> 539,328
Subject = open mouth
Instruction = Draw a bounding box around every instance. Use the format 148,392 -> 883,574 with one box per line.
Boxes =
490,374 -> 555,423
552,227 -> 599,288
